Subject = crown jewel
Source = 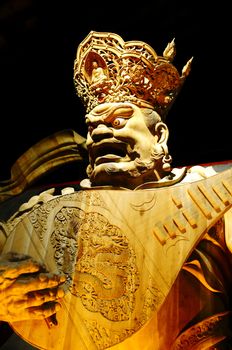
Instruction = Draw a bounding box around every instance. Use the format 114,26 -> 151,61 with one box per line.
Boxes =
74,31 -> 192,117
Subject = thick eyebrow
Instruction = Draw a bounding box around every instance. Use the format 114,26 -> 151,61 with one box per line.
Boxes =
104,106 -> 134,123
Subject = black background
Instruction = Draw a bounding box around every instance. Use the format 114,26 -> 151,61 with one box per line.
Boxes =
0,2 -> 231,347
0,0 -> 231,182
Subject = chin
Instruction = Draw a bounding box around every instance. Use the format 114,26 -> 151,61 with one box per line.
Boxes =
88,161 -> 155,189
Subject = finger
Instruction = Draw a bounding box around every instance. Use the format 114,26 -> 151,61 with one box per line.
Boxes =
14,287 -> 65,309
10,273 -> 66,294
3,301 -> 62,322
1,259 -> 44,280
0,276 -> 15,289
27,301 -> 62,320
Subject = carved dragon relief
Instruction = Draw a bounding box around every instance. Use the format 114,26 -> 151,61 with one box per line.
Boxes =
0,30 -> 232,350
2,164 -> 231,350
3,189 -> 168,349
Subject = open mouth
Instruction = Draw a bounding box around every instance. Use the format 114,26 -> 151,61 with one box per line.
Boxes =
90,140 -> 129,165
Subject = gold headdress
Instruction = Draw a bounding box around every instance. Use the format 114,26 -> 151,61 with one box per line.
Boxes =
74,31 -> 192,117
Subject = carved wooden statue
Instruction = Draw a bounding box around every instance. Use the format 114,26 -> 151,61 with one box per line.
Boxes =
0,31 -> 232,349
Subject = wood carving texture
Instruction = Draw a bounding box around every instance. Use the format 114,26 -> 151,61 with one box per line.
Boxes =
2,167 -> 232,349
0,129 -> 86,202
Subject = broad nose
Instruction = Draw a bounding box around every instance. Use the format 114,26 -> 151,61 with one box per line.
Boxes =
90,124 -> 114,142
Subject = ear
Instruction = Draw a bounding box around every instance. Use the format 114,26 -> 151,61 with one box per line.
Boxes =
155,122 -> 172,171
155,122 -> 169,145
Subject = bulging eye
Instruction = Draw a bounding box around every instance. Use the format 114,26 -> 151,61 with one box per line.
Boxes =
112,118 -> 126,128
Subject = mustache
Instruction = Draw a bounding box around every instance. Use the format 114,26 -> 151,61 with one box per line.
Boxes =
87,157 -> 157,180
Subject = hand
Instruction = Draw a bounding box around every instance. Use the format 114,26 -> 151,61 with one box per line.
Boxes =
0,252 -> 65,322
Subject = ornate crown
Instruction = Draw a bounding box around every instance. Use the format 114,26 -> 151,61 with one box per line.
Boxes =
73,31 -> 192,117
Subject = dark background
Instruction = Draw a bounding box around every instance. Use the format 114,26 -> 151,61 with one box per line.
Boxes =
0,0 -> 231,183
0,2 -> 231,348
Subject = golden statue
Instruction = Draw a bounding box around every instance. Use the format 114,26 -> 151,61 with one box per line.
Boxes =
0,31 -> 231,350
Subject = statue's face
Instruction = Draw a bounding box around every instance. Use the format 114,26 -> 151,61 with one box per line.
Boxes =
85,102 -> 163,188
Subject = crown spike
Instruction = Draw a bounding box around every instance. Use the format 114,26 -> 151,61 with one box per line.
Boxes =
181,56 -> 194,78
163,38 -> 176,62
74,32 -> 191,118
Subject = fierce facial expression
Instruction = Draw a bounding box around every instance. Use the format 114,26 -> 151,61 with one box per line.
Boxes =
85,102 -> 166,188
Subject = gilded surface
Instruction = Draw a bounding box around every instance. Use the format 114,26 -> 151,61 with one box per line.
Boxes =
0,31 -> 232,350
2,168 -> 232,349
74,31 -> 192,117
